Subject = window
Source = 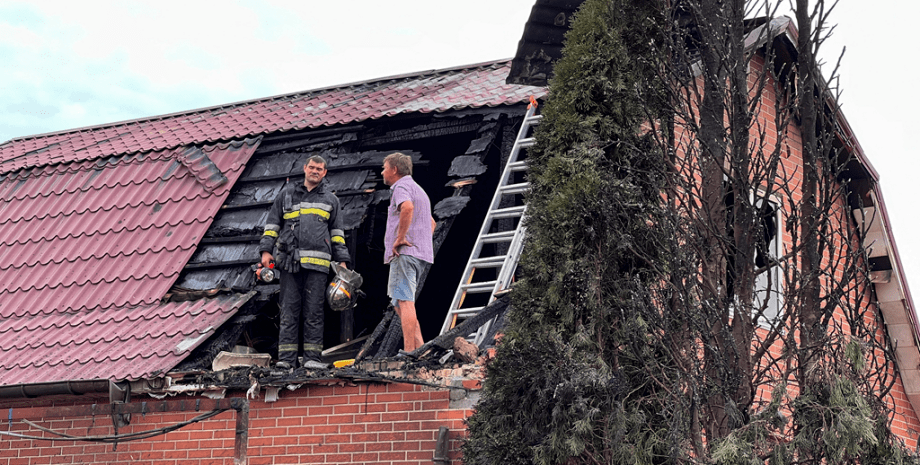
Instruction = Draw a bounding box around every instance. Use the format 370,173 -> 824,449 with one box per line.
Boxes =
725,190 -> 783,324
753,198 -> 783,323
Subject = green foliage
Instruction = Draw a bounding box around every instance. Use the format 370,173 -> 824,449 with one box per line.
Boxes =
464,0 -> 675,463
464,0 -> 920,464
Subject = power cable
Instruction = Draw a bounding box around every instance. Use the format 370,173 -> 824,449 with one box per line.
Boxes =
0,408 -> 229,443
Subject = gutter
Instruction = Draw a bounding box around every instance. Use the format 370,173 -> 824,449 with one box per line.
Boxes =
0,379 -> 112,399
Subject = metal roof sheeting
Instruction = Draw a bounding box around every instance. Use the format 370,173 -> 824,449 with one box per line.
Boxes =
0,292 -> 255,384
0,138 -> 259,384
0,138 -> 258,315
0,60 -> 545,174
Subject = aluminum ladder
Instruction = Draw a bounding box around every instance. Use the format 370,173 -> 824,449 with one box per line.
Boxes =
439,99 -> 541,345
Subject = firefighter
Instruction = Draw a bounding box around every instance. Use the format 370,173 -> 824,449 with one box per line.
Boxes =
259,155 -> 350,370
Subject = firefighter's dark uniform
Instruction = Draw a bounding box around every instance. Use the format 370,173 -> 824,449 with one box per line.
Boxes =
259,179 -> 350,366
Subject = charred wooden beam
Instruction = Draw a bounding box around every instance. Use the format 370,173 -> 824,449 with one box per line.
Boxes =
367,117 -> 508,359
199,235 -> 262,244
184,260 -> 253,270
259,124 -> 364,145
374,316 -> 404,360
412,294 -> 510,358
237,161 -> 427,184
219,188 -> 376,213
175,299 -> 261,371
355,311 -> 394,363
256,133 -> 356,156
359,121 -> 485,146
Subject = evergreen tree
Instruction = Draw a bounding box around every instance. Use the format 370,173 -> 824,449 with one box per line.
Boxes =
464,0 -> 678,463
465,0 -> 919,463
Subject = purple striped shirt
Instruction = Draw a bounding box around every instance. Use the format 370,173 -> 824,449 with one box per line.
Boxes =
384,175 -> 434,264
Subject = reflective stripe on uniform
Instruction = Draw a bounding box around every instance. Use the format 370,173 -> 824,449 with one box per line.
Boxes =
302,343 -> 322,353
283,202 -> 332,220
299,249 -> 332,268
263,223 -> 280,237
300,208 -> 330,219
279,344 -> 298,353
300,250 -> 332,260
301,256 -> 331,267
330,228 -> 345,244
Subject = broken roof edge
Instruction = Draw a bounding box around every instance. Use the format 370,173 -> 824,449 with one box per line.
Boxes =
1,59 -> 517,147
133,357 -> 490,402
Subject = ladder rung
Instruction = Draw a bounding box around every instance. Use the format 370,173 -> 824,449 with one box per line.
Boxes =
481,231 -> 516,243
450,306 -> 485,318
508,160 -> 528,172
461,281 -> 497,293
470,255 -> 507,268
441,103 -> 538,342
500,182 -> 529,195
490,206 -> 526,219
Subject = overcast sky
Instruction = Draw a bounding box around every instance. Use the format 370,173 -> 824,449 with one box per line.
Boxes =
2,1 -> 918,302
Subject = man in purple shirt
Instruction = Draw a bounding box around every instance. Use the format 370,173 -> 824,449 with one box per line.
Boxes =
382,152 -> 435,353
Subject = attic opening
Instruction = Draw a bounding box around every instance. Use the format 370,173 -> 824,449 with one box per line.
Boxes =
174,107 -> 528,366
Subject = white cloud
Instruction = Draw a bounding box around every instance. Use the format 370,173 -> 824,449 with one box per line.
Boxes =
0,0 -> 534,141
4,0 -> 918,310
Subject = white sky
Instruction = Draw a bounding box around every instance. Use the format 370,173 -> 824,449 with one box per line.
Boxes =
1,0 -> 918,303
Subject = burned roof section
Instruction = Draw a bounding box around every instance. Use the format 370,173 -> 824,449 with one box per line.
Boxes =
0,60 -> 546,388
176,104 -> 536,361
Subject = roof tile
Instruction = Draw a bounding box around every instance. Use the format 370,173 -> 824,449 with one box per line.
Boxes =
0,61 -> 544,174
0,292 -> 253,384
0,139 -> 259,383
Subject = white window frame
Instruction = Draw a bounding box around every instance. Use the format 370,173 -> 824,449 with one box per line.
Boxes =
753,194 -> 783,324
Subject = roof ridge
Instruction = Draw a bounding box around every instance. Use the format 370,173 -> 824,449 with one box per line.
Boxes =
6,60 -> 512,144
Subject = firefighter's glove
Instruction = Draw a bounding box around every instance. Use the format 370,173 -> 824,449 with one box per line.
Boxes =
285,252 -> 299,274
277,227 -> 300,273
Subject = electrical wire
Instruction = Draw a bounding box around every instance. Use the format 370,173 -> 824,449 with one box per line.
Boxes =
0,408 -> 229,443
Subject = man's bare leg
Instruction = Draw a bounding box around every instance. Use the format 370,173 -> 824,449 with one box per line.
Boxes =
395,300 -> 425,352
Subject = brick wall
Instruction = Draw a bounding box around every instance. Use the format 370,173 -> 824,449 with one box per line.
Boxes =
0,381 -> 478,465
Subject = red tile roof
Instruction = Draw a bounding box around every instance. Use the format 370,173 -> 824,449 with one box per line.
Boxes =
0,292 -> 255,384
0,139 -> 258,315
0,139 -> 259,385
0,60 -> 545,174
0,60 -> 544,386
